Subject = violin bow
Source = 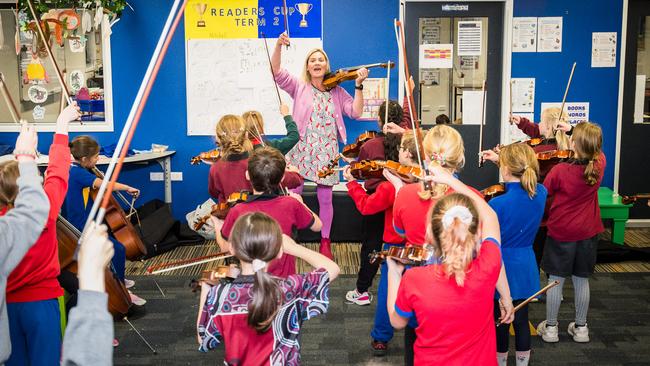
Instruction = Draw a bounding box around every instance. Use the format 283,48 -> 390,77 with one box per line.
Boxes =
556,62 -> 576,132
146,251 -> 233,275
496,280 -> 560,327
508,79 -> 513,125
82,0 -> 187,236
0,73 -> 24,124
282,0 -> 290,49
394,20 -> 426,171
478,80 -> 487,168
25,0 -> 73,106
384,59 -> 390,127
261,32 -> 282,108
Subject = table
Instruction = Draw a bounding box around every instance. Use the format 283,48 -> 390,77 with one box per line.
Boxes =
1,150 -> 176,203
598,187 -> 631,245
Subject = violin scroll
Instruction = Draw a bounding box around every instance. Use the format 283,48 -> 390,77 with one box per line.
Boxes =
189,266 -> 241,292
191,149 -> 221,165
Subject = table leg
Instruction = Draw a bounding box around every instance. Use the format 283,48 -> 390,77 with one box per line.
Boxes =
156,157 -> 172,204
611,219 -> 626,245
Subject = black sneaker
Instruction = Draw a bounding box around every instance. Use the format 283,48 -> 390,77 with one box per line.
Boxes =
371,340 -> 388,357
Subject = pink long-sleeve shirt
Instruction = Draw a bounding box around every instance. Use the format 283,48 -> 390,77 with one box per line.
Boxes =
274,68 -> 361,144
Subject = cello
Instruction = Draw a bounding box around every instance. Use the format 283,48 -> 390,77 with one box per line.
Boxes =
56,215 -> 132,318
90,167 -> 148,260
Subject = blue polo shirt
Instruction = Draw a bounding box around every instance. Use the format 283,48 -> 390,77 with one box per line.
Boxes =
63,163 -> 97,231
489,182 -> 547,299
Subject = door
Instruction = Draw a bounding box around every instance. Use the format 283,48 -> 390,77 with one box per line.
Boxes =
620,0 -> 650,219
404,1 -> 504,189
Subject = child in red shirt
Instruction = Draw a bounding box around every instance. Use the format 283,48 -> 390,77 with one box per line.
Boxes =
344,100 -> 403,308
218,147 -> 321,277
537,122 -> 606,344
3,104 -> 79,366
387,167 -> 515,366
198,212 -> 339,366
344,130 -> 418,356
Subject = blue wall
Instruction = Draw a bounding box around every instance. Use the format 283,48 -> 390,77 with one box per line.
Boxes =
0,0 -> 623,218
512,0 -> 623,188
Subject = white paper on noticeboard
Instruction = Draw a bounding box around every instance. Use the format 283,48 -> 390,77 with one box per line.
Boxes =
512,17 -> 537,52
537,17 -> 562,52
419,43 -> 453,69
592,32 -> 617,68
457,21 -> 482,56
511,78 -> 535,113
462,90 -> 485,125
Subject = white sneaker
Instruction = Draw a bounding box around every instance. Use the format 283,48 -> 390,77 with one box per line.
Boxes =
345,289 -> 372,305
537,320 -> 559,343
568,322 -> 590,343
124,279 -> 135,289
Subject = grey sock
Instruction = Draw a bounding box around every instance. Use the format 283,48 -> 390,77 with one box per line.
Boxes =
572,275 -> 590,326
497,352 -> 508,366
546,275 -> 565,326
516,351 -> 530,366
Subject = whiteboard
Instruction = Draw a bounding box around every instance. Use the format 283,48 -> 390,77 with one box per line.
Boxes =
186,38 -> 323,136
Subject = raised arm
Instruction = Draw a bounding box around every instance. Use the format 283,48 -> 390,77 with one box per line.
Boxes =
271,33 -> 290,75
282,235 -> 339,281
352,68 -> 369,118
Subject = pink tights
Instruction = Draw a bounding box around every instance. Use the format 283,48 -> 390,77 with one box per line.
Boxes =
291,183 -> 333,239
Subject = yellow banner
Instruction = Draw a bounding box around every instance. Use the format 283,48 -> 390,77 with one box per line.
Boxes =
185,0 -> 259,39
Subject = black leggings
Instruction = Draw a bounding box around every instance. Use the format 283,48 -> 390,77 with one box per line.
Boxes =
404,325 -> 416,366
494,299 -> 530,352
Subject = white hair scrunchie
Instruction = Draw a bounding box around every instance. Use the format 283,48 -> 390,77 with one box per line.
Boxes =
441,205 -> 473,229
252,259 -> 267,273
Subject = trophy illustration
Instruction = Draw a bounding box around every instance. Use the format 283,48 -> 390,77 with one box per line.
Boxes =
194,3 -> 207,27
295,3 -> 313,28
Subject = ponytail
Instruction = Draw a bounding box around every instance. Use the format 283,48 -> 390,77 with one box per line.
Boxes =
216,115 -> 253,158
419,125 -> 465,201
571,122 -> 603,186
229,213 -> 283,332
498,143 -> 539,198
429,193 -> 480,287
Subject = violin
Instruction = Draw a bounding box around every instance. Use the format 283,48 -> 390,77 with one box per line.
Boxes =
621,193 -> 650,205
56,216 -> 132,318
194,191 -> 250,230
383,160 -> 424,182
368,245 -> 435,265
189,266 -> 240,292
90,168 -> 148,261
191,148 -> 221,165
323,62 -> 394,90
536,149 -> 574,161
481,183 -> 506,202
349,160 -> 385,180
318,131 -> 377,178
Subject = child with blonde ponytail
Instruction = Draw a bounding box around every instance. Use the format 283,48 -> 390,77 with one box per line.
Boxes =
386,165 -> 514,365
197,212 -> 339,365
488,143 -> 547,366
537,122 -> 605,344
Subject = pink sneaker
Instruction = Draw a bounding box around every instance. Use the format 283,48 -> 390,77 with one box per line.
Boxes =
113,338 -> 120,347
128,291 -> 147,306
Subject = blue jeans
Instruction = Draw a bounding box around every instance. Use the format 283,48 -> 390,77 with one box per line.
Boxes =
7,299 -> 61,366
370,243 -> 401,343
110,236 -> 126,281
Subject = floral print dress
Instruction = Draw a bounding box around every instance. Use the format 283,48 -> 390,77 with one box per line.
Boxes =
286,87 -> 339,186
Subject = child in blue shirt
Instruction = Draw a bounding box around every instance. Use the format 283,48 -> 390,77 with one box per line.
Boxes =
486,143 -> 547,366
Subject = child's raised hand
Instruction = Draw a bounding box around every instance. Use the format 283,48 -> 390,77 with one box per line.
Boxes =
509,114 -> 521,125
555,121 -> 572,132
280,103 -> 290,117
480,149 -> 499,164
78,222 -> 114,292
56,102 -> 81,135
383,122 -> 405,135
342,166 -> 355,182
383,169 -> 405,192
126,186 -> 140,197
14,122 -> 38,161
424,164 -> 453,185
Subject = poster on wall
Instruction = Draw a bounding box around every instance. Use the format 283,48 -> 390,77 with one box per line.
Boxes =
541,102 -> 589,125
508,113 -> 534,143
359,78 -> 387,121
184,0 -> 323,136
419,43 -> 453,69
591,32 -> 617,68
512,17 -> 537,52
457,21 -> 481,56
511,78 -> 535,113
421,18 -> 441,44
421,70 -> 440,85
537,17 -> 562,53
